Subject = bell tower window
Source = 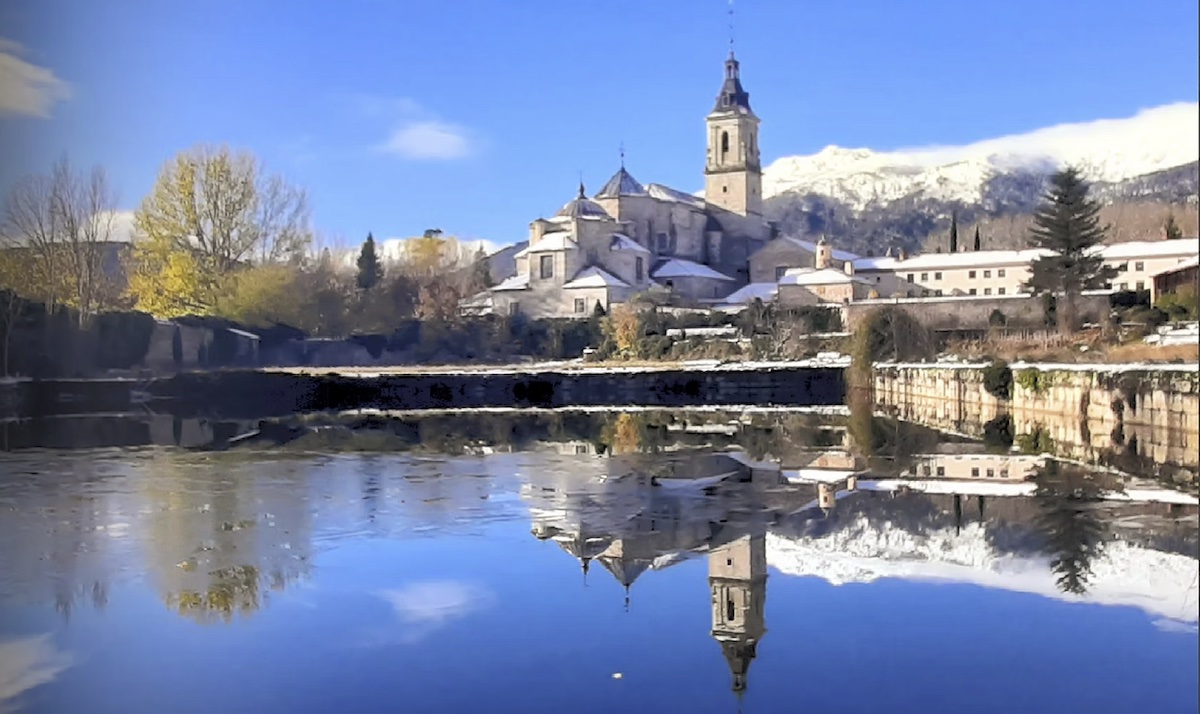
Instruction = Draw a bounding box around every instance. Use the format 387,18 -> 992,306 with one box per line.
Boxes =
720,131 -> 730,161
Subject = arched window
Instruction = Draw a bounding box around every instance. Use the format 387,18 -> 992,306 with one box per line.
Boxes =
720,131 -> 730,161
726,597 -> 736,621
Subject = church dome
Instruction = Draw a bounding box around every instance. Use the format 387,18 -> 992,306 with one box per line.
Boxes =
556,182 -> 610,219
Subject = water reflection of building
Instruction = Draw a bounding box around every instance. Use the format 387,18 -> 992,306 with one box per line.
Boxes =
523,463 -> 794,694
709,534 -> 767,693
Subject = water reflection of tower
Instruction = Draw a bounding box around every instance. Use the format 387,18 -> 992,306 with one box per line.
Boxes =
708,533 -> 767,694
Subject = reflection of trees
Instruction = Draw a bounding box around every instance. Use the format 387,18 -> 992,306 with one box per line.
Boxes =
846,390 -> 940,472
143,456 -> 312,624
1032,460 -> 1117,595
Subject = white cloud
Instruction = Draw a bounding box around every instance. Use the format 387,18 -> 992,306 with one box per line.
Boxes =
0,39 -> 71,119
380,120 -> 473,161
0,634 -> 74,714
365,580 -> 493,645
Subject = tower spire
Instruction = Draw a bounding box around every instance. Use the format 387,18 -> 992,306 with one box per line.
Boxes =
619,141 -> 625,169
728,0 -> 736,56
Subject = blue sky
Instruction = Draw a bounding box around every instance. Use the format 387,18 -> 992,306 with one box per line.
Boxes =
1,0 -> 1197,250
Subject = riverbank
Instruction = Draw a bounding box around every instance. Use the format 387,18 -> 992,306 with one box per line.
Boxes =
872,360 -> 1200,485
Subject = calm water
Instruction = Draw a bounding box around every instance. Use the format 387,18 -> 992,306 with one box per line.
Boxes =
0,410 -> 1197,714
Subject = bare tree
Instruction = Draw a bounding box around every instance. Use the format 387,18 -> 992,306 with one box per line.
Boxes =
3,157 -> 119,325
135,145 -> 312,273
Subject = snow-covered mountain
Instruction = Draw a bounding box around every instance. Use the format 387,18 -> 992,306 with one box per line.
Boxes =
767,520 -> 1199,627
761,102 -> 1200,255
762,102 -> 1199,209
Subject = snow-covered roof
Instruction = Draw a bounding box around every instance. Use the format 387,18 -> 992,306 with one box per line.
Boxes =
780,236 -> 860,262
1099,238 -> 1198,260
1151,254 -> 1200,277
717,282 -> 779,306
514,232 -> 577,257
491,274 -> 530,292
646,183 -> 706,207
610,234 -> 650,254
563,266 -> 631,289
226,328 -> 260,341
779,267 -> 871,286
651,259 -> 735,281
853,248 -> 1052,272
854,239 -> 1198,273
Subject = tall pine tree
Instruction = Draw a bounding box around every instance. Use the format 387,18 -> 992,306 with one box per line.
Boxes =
1025,167 -> 1116,333
356,232 -> 383,291
973,225 -> 982,251
949,211 -> 959,252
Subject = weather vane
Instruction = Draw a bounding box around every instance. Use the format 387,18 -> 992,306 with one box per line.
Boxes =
619,141 -> 625,168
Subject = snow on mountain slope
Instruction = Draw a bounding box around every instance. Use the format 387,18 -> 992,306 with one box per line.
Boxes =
762,102 -> 1200,210
766,518 -> 1199,625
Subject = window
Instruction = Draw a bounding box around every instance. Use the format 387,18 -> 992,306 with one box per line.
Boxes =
984,288 -> 992,295
971,467 -> 980,477
1118,263 -> 1128,272
508,302 -> 519,316
986,468 -> 995,478
920,272 -> 928,281
907,273 -> 914,283
969,288 -> 977,295
1135,281 -> 1144,291
575,444 -> 589,454
1134,261 -> 1144,271
726,598 -> 736,621
921,290 -> 929,297
720,131 -> 730,160
983,270 -> 991,278
539,254 -> 554,279
934,272 -> 942,280
936,466 -> 945,477
1119,282 -> 1128,291
969,270 -> 977,278
574,298 -> 586,314
775,266 -> 788,281
935,289 -> 943,296
656,233 -> 669,252
922,466 -> 932,476
999,470 -> 1009,479
635,257 -> 644,281
998,287 -> 1006,295
997,269 -> 1006,278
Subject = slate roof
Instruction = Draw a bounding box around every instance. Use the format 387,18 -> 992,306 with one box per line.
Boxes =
595,167 -> 647,198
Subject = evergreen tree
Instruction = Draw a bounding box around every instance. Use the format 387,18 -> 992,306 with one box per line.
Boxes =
1164,214 -> 1182,241
973,225 -> 982,251
1025,167 -> 1116,333
356,232 -> 383,291
470,245 -> 493,292
949,211 -> 959,252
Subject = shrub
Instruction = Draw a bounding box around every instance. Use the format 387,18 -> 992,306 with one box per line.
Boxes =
1154,288 -> 1199,322
1015,368 -> 1053,395
849,306 -> 934,373
982,359 -> 1013,400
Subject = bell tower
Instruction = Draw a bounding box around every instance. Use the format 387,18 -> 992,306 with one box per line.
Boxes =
708,533 -> 767,693
704,51 -> 763,218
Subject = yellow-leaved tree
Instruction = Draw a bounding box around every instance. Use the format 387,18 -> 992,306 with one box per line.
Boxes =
128,145 -> 311,317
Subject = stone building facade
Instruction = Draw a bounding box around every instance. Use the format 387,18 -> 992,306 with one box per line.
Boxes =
473,52 -> 775,319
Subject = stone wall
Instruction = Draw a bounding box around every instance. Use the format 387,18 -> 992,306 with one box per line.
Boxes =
842,293 -> 1109,332
871,363 -> 1200,483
